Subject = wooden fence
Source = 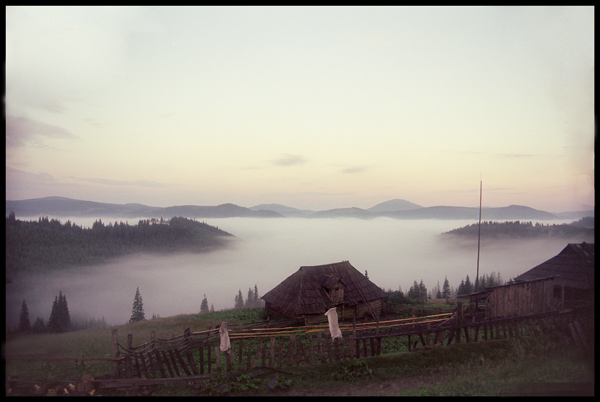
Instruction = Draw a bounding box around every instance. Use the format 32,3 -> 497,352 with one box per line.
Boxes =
111,302 -> 593,380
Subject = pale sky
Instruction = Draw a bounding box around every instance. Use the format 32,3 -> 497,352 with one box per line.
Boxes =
5,6 -> 595,212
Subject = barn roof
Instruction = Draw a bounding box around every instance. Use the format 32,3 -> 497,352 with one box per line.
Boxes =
514,242 -> 594,289
261,261 -> 388,318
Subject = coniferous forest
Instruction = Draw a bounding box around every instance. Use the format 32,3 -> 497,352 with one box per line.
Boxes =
443,218 -> 594,239
5,213 -> 233,281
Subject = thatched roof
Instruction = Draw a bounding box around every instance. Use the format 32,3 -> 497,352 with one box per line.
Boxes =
515,243 -> 594,290
261,261 -> 388,318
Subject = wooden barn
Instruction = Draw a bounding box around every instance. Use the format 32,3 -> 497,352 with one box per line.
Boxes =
261,261 -> 388,325
514,242 -> 594,306
467,276 -> 557,319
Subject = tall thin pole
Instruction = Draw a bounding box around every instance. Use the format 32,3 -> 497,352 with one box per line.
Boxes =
475,179 -> 482,292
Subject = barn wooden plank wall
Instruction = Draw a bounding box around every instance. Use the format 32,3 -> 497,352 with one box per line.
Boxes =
486,279 -> 555,318
112,304 -> 591,379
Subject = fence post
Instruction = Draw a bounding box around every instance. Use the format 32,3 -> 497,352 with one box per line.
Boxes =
270,337 -> 276,368
455,301 -> 463,343
184,327 -> 190,350
111,329 -> 121,378
288,334 -> 296,366
125,334 -> 133,378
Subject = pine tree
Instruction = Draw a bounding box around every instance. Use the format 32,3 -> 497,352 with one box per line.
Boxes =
464,275 -> 473,294
32,317 -> 46,334
254,284 -> 259,306
129,287 -> 145,323
435,281 -> 442,299
234,289 -> 244,309
48,291 -> 71,333
246,288 -> 253,307
19,300 -> 31,333
418,279 -> 427,301
60,292 -> 71,332
210,303 -> 215,313
442,276 -> 450,300
200,294 -> 209,313
48,296 -> 59,332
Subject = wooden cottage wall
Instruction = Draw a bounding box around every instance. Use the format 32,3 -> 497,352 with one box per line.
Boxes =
488,279 -> 553,319
340,299 -> 384,321
302,299 -> 385,326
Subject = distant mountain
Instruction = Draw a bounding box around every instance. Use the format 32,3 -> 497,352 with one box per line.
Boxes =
5,197 -> 282,219
367,199 -> 422,213
249,203 -> 315,217
308,207 -> 374,219
379,205 -> 558,220
553,210 -> 596,220
6,197 -> 592,221
159,203 -> 282,218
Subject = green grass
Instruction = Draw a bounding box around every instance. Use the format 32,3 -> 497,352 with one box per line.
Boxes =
395,340 -> 594,396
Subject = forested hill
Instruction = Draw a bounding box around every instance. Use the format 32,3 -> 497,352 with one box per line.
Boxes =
443,218 -> 594,240
5,215 -> 234,281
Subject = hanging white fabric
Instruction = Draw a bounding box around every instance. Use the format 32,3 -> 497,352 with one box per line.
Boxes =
219,322 -> 231,352
324,307 -> 343,339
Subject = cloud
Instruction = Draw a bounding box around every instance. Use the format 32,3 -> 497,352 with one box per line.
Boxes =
5,115 -> 78,148
70,176 -> 174,188
341,166 -> 368,174
494,153 -> 539,158
271,154 -> 306,167
6,167 -> 57,186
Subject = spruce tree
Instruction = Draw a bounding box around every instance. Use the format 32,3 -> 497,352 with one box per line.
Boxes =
234,289 -> 244,309
19,299 -> 31,333
246,288 -> 253,308
442,276 -> 450,300
32,317 -> 46,334
200,294 -> 209,314
418,279 -> 427,301
464,275 -> 473,294
48,295 -> 59,332
129,287 -> 145,323
435,281 -> 442,299
60,292 -> 71,332
48,291 -> 71,333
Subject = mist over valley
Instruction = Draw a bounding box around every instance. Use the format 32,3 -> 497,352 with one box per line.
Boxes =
5,210 -> 593,330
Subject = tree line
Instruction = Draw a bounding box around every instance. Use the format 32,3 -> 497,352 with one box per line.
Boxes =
16,292 -> 107,335
5,213 -> 233,280
12,273 -> 504,335
385,271 -> 505,304
444,219 -> 594,239
14,282 -> 266,334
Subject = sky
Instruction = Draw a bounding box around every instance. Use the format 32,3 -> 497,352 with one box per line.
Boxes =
5,6 -> 595,213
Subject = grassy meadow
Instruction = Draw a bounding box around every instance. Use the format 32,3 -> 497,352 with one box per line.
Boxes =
4,306 -> 594,396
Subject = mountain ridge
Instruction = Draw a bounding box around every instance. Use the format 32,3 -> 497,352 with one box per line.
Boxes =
5,196 -> 594,221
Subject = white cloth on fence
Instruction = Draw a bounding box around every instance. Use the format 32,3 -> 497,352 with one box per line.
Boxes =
219,322 -> 231,352
324,307 -> 342,339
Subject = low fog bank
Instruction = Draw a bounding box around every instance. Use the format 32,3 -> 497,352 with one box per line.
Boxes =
5,216 -> 587,329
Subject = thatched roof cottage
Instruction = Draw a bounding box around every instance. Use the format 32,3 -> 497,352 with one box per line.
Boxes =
261,261 -> 388,325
